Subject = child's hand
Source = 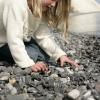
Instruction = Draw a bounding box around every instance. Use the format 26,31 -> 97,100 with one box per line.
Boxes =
30,61 -> 48,72
57,55 -> 80,69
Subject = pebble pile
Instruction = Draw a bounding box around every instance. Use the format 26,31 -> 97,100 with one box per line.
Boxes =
0,31 -> 100,100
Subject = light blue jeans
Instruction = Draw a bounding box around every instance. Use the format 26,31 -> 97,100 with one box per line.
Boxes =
0,38 -> 50,64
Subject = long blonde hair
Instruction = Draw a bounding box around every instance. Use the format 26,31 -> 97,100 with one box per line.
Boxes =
30,0 -> 71,38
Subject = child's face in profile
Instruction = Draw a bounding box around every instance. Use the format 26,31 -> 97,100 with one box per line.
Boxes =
42,0 -> 58,11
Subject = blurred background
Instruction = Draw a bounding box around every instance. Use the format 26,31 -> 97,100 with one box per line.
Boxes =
69,0 -> 100,35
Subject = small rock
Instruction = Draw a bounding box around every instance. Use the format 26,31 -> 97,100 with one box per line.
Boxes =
58,71 -> 67,78
79,65 -> 84,70
5,67 -> 13,73
56,68 -> 64,73
13,67 -> 22,75
87,96 -> 95,100
31,72 -> 42,80
67,89 -> 80,99
64,67 -> 74,75
47,93 -> 54,99
0,72 -> 10,81
50,74 -> 58,78
77,71 -> 85,74
9,78 -> 16,85
27,87 -> 38,94
6,83 -> 17,95
75,59 -> 80,63
55,93 -> 63,100
33,79 -> 40,86
67,50 -> 76,55
25,75 -> 32,85
92,89 -> 100,100
6,94 -> 29,100
83,90 -> 91,98
79,86 -> 87,94
0,66 -> 6,72
60,78 -> 68,84
75,67 -> 79,72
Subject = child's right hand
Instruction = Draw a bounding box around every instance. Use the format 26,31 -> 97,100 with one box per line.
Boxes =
30,61 -> 48,72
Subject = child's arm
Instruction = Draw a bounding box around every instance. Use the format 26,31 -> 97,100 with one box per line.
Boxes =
34,22 -> 66,62
3,0 -> 35,68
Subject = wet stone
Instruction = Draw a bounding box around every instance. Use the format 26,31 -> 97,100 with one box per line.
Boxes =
64,67 -> 74,75
87,96 -> 95,100
50,73 -> 58,78
13,67 -> 31,75
6,94 -> 29,100
56,67 -> 64,73
0,72 -> 10,81
33,79 -> 40,86
75,59 -> 80,63
25,75 -> 32,85
67,89 -> 80,99
47,93 -> 54,99
0,66 -> 6,72
67,50 -> 76,55
58,71 -> 68,78
6,83 -> 17,95
79,86 -> 87,95
83,90 -> 92,98
60,78 -> 69,84
31,72 -> 43,81
92,89 -> 100,100
27,87 -> 38,94
54,93 -> 63,100
9,78 -> 16,85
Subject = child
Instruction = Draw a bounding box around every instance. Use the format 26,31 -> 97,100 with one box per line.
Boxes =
0,0 -> 79,72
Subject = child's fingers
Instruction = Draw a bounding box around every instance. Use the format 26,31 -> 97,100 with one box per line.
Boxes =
31,66 -> 38,72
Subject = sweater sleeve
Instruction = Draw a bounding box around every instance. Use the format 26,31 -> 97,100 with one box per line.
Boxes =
34,22 -> 66,62
3,0 -> 35,68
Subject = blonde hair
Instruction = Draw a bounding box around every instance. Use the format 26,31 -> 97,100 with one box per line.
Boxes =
31,0 -> 71,38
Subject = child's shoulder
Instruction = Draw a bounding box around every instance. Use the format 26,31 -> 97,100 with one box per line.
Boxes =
4,0 -> 27,7
3,0 -> 27,11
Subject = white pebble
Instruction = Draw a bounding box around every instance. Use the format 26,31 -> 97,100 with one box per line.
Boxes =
50,74 -> 58,78
75,59 -> 80,63
68,89 -> 80,99
67,50 -> 76,55
83,90 -> 91,97
60,78 -> 68,84
87,96 -> 95,100
6,83 -> 17,95
56,68 -> 64,73
64,67 -> 74,74
0,72 -> 10,81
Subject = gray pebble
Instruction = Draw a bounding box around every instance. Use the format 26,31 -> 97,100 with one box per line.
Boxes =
6,83 -> 17,95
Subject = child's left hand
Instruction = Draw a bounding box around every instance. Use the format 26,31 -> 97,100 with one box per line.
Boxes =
57,55 -> 80,69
